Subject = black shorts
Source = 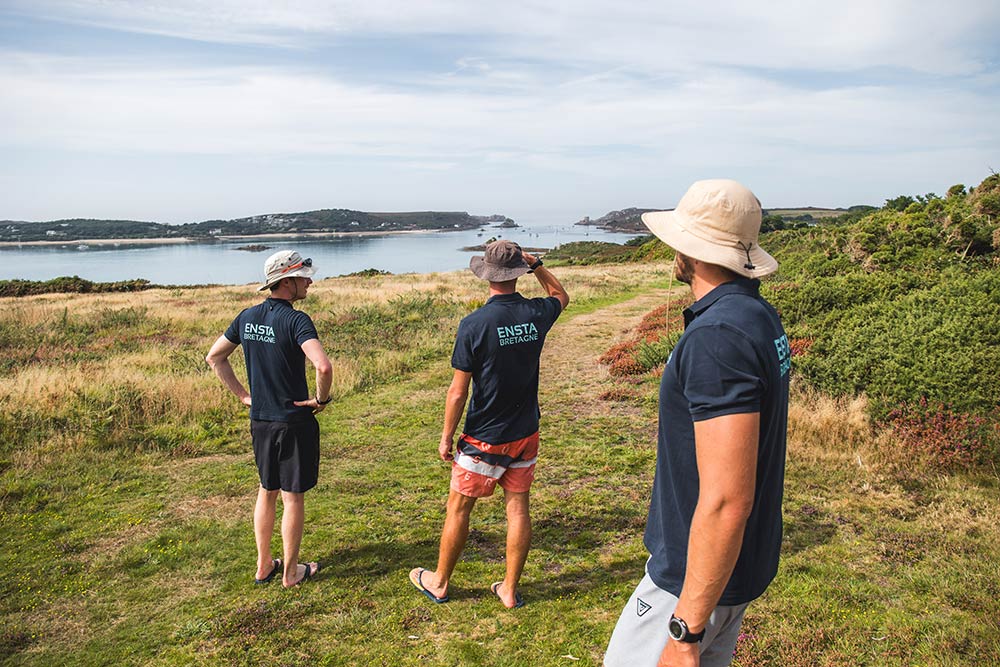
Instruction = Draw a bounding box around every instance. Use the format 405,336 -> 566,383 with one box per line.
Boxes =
251,416 -> 320,493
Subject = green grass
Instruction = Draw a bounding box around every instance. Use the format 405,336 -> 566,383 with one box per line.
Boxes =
1,263 -> 999,665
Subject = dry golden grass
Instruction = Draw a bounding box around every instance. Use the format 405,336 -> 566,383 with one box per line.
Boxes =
787,382 -> 872,465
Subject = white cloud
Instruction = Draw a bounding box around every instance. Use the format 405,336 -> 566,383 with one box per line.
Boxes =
9,0 -> 1000,74
0,1 -> 997,221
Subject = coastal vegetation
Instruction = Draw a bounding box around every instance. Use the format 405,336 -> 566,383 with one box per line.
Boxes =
0,210 -> 508,243
1,174 -> 999,665
0,276 -> 155,297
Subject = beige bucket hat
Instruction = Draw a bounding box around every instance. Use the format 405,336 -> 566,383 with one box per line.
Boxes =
641,179 -> 778,278
470,240 -> 531,282
259,250 -> 316,291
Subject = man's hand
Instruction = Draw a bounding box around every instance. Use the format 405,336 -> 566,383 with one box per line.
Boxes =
522,251 -> 537,266
240,395 -> 252,407
293,397 -> 328,414
439,435 -> 455,462
658,638 -> 699,667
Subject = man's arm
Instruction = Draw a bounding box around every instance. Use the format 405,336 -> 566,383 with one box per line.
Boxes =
522,252 -> 569,310
658,411 -> 759,667
293,338 -> 334,413
439,370 -> 472,461
206,335 -> 251,407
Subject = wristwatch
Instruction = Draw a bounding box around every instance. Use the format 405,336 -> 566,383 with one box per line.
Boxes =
316,396 -> 333,405
528,258 -> 543,272
668,614 -> 705,643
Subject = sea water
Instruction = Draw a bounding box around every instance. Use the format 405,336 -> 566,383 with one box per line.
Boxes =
0,223 -> 640,286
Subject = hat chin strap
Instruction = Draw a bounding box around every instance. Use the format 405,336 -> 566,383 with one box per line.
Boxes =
737,241 -> 756,271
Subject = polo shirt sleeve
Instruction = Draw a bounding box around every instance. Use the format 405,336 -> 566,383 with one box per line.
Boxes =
677,324 -> 764,421
292,312 -> 319,346
544,295 -> 563,325
223,313 -> 242,345
451,319 -> 475,372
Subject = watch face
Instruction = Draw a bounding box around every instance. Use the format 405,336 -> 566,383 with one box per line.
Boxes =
668,616 -> 685,640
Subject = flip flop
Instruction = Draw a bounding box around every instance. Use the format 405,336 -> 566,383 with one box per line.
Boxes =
409,567 -> 449,604
491,581 -> 524,609
254,558 -> 282,585
287,562 -> 320,587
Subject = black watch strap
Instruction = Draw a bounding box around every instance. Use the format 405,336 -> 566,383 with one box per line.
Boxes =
528,258 -> 543,271
668,614 -> 705,643
317,396 -> 333,405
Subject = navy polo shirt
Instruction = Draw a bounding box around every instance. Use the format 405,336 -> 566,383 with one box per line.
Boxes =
224,298 -> 319,422
451,293 -> 562,444
644,278 -> 790,606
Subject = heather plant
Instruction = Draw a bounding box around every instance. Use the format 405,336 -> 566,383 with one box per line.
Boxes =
882,398 -> 998,471
597,296 -> 690,376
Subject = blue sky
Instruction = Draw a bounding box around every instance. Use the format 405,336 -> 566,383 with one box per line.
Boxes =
1,1 -> 998,224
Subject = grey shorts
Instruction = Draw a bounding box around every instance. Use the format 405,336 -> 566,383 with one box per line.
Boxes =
604,569 -> 749,667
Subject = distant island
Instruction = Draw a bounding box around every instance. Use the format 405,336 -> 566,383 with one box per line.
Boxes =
575,205 -> 868,233
0,209 -> 510,243
575,207 -> 658,233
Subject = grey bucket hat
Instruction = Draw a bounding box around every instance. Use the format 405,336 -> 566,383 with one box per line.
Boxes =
469,240 -> 531,282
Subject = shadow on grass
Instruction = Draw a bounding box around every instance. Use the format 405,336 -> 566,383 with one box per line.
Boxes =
316,538 -> 440,579
781,503 -> 840,556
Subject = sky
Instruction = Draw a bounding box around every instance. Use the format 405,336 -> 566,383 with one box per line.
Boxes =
1,1 -> 998,225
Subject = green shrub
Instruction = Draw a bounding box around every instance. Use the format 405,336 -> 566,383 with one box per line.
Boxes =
793,270 -> 1000,417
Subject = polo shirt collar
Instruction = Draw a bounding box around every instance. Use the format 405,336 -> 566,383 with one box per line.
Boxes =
266,297 -> 294,309
486,292 -> 524,304
683,278 -> 761,326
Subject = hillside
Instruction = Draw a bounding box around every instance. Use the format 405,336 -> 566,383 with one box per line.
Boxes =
575,207 -> 658,232
0,210 -> 508,243
576,205 -> 867,233
553,172 -> 1000,455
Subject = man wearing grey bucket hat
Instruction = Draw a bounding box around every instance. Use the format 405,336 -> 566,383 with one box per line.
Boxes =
409,240 -> 569,609
605,180 -> 790,667
207,250 -> 333,588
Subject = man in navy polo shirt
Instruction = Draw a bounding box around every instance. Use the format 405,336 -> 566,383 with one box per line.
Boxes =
207,250 -> 333,588
604,180 -> 790,667
409,240 -> 569,609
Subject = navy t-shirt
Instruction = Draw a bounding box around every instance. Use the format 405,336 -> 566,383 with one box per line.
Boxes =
224,298 -> 319,423
451,293 -> 562,444
644,278 -> 790,606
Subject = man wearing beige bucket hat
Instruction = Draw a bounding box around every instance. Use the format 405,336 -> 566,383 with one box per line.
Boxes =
604,180 -> 790,666
206,250 -> 333,588
409,240 -> 569,609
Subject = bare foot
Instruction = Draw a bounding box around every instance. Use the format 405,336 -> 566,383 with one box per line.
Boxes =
283,561 -> 320,587
408,567 -> 449,603
491,581 -> 524,609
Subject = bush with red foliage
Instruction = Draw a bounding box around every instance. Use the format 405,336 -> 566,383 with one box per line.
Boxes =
883,397 -> 997,471
789,338 -> 814,357
598,296 -> 692,377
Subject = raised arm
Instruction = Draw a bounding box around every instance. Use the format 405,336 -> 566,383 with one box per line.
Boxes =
522,252 -> 569,310
206,335 -> 252,407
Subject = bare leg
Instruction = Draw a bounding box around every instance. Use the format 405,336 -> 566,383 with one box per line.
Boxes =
420,490 -> 477,598
254,487 -> 280,579
280,490 -> 315,586
496,489 -> 530,608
